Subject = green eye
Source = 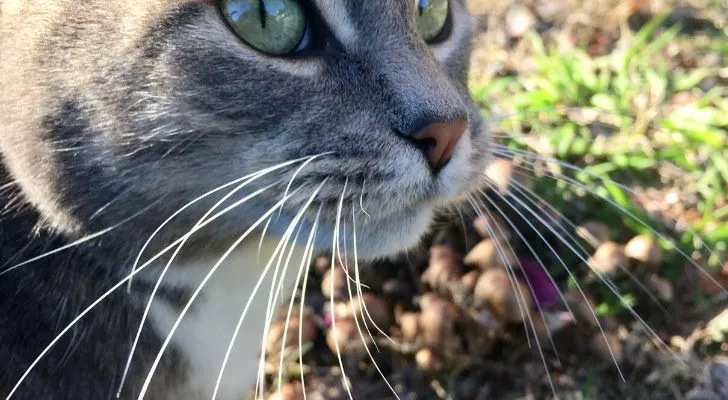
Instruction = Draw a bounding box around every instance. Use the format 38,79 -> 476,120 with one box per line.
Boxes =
416,0 -> 449,42
220,0 -> 308,55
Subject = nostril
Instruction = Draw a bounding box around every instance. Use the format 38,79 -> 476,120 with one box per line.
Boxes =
411,119 -> 468,173
410,136 -> 438,155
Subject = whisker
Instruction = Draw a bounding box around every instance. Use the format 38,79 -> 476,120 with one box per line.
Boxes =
126,154 -> 324,292
492,146 -> 726,281
465,196 -> 530,346
506,177 -> 669,313
0,201 -> 159,277
483,179 -> 681,378
330,179 -> 354,400
210,183 -> 324,400
468,194 -> 557,396
297,205 -> 324,399
118,182 -> 280,397
348,201 -> 401,400
256,166 -> 324,398
343,202 -> 393,347
276,205 -> 323,394
359,180 -> 371,221
254,223 -> 305,400
469,195 -> 567,360
137,187 -> 310,400
7,161 -> 308,400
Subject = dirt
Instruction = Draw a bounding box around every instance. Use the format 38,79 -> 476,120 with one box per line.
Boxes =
255,2 -> 728,399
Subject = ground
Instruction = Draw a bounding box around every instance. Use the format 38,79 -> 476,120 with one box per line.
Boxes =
258,2 -> 728,399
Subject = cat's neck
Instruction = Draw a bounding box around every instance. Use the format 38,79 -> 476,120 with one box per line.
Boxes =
143,233 -> 307,399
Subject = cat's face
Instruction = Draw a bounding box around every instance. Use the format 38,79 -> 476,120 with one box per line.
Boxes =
0,0 -> 489,259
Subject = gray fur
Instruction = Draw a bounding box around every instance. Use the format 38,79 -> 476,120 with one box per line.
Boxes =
0,1 -> 489,398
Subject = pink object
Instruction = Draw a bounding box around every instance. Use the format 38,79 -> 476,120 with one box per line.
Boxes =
519,257 -> 560,308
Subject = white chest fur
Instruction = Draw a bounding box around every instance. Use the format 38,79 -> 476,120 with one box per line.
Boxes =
147,233 -> 306,400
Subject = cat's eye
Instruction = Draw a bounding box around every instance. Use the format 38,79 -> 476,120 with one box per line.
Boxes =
220,0 -> 310,55
416,0 -> 449,42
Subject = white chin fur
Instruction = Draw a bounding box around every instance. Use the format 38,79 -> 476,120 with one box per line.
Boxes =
146,233 -> 308,400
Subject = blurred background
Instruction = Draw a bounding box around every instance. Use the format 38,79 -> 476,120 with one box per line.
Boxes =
463,0 -> 728,397
263,2 -> 727,399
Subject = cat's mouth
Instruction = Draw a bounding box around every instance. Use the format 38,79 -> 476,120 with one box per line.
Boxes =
265,158 -> 487,260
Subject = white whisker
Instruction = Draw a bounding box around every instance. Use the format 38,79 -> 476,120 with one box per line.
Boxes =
6,159 -> 314,400
0,201 -> 159,277
506,177 -> 668,313
297,205 -> 324,400
330,179 -> 354,400
212,182 -> 325,400
276,205 -> 322,393
255,223 -> 305,399
469,194 -> 557,395
126,155 -> 322,292
492,146 -> 725,291
465,197 -> 530,345
359,180 -> 371,221
137,188 -> 307,400
470,195 -> 565,360
118,182 -> 279,397
348,202 -> 401,399
483,182 -> 649,379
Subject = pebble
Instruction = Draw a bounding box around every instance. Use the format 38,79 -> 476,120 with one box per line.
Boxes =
465,238 -> 518,270
625,235 -> 662,265
474,268 -> 533,323
505,4 -> 537,38
588,241 -> 628,277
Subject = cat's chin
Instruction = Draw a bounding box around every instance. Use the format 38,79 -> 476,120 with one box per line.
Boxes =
289,204 -> 436,261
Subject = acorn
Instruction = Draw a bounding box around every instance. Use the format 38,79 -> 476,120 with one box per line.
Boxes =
344,292 -> 392,330
326,318 -> 365,357
265,315 -> 318,356
418,294 -> 460,345
474,268 -> 533,323
397,311 -> 421,341
588,241 -> 628,277
485,158 -> 534,194
590,332 -> 623,364
415,347 -> 442,373
472,213 -> 511,241
419,293 -> 460,320
459,270 -> 481,293
576,220 -> 610,247
430,243 -> 462,265
321,266 -> 349,301
269,382 -> 305,400
422,257 -> 463,291
314,255 -> 333,276
625,235 -> 662,265
464,238 -> 518,270
485,159 -> 515,194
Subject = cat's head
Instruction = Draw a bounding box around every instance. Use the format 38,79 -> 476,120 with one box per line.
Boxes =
0,0 -> 489,259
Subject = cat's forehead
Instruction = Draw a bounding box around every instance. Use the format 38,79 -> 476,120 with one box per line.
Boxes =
310,0 -> 418,44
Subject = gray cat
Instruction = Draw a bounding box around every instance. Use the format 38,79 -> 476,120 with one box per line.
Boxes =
0,0 -> 490,399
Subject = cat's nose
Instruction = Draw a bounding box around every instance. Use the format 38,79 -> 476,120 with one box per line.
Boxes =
411,119 -> 467,172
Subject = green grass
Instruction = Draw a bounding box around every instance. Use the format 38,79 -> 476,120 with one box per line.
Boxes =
470,14 -> 727,315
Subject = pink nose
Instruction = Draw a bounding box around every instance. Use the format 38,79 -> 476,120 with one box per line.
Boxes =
411,119 -> 467,172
